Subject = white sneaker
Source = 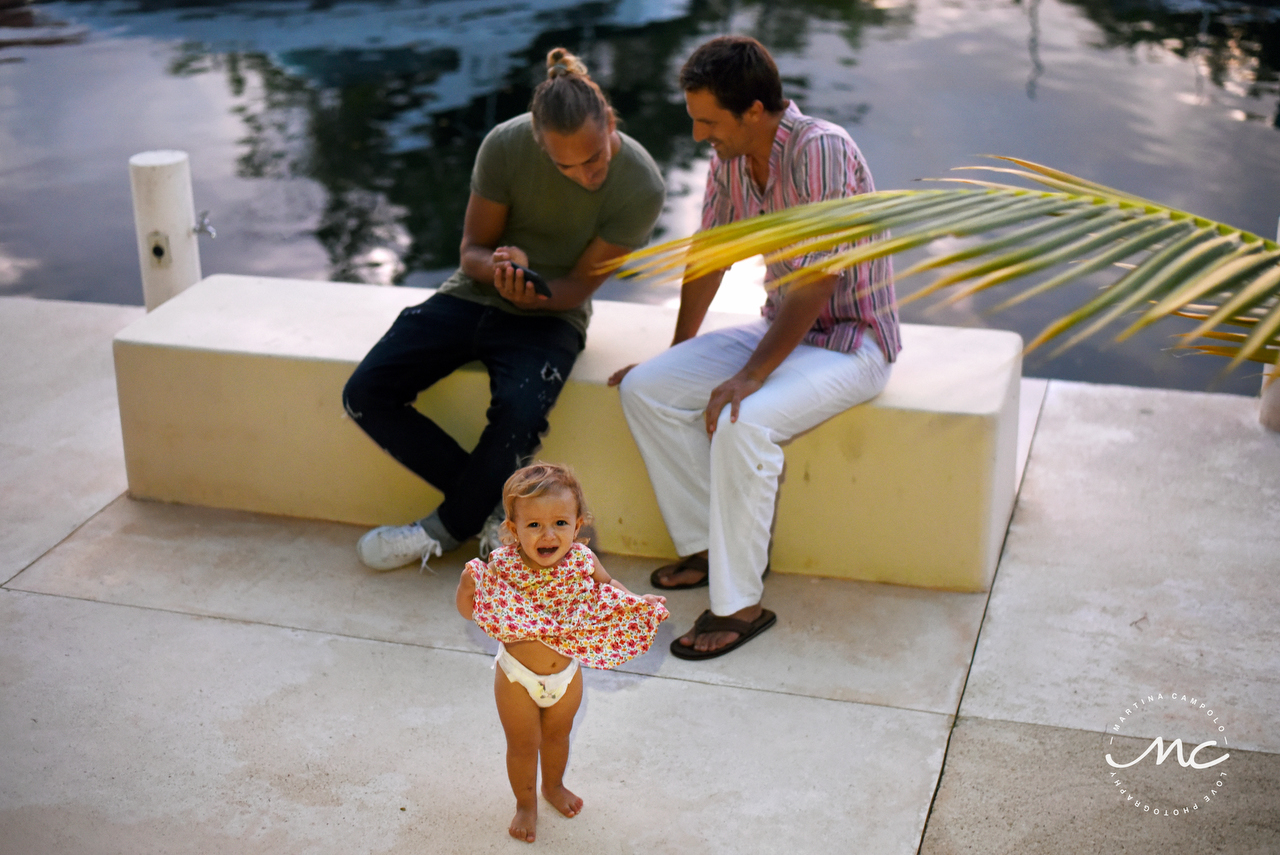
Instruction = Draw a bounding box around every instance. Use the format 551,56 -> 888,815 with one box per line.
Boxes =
477,509 -> 506,561
356,523 -> 443,571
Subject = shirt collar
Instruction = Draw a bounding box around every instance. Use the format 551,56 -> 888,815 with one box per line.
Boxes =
760,101 -> 801,192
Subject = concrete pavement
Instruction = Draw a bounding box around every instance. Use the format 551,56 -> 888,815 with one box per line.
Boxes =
1,296 -> 1277,853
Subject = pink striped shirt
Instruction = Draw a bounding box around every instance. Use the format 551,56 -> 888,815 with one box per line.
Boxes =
700,102 -> 901,361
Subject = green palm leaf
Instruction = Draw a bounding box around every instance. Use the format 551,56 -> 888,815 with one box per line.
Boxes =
613,157 -> 1280,369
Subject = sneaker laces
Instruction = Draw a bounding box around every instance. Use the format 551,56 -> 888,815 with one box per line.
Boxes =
478,504 -> 509,560
418,538 -> 442,574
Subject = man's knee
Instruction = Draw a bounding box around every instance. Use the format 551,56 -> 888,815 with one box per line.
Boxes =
617,359 -> 662,406
344,360 -> 407,418
616,368 -> 638,408
341,370 -> 372,422
344,352 -> 427,419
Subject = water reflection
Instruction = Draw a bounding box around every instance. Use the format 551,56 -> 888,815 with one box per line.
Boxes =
3,0 -> 1280,392
1063,0 -> 1280,126
0,0 -> 84,46
1024,0 -> 1045,98
122,1 -> 730,284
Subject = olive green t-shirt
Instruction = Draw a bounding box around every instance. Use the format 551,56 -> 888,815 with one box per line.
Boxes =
437,113 -> 665,341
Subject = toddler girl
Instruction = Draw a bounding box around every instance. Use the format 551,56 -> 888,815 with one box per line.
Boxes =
456,462 -> 668,843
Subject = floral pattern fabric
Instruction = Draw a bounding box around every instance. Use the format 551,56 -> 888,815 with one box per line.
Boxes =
467,543 -> 668,670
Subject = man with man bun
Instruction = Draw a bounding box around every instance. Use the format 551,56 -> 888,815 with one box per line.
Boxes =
346,48 -> 664,571
614,36 -> 900,659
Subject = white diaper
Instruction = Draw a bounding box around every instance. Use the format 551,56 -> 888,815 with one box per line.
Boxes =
494,644 -> 579,708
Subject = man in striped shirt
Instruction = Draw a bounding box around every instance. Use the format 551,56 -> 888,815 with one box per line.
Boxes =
612,35 -> 901,660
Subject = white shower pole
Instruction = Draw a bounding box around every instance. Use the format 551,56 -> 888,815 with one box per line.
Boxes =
128,150 -> 203,311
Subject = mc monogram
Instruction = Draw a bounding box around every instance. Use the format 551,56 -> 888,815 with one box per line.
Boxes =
1105,737 -> 1229,770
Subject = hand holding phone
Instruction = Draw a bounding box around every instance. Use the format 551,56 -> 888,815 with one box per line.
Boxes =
510,263 -> 553,298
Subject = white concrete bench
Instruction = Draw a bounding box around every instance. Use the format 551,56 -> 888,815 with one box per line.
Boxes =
114,274 -> 1022,591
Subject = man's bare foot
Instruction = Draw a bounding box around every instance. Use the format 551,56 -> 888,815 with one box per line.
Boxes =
651,552 -> 709,589
509,803 -> 537,843
655,565 -> 705,587
678,604 -> 763,653
542,783 -> 583,818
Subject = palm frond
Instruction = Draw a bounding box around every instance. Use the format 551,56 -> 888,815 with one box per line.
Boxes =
611,156 -> 1280,368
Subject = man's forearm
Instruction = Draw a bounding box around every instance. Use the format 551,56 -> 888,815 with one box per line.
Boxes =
536,274 -> 596,311
459,245 -> 496,285
739,275 -> 838,381
494,236 -> 632,312
673,270 -> 725,345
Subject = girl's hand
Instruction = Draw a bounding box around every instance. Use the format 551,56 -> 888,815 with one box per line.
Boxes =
455,566 -> 478,621
641,593 -> 666,606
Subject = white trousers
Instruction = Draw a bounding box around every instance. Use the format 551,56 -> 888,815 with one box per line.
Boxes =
619,320 -> 890,615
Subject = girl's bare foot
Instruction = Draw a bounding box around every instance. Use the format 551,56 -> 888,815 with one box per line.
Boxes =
542,783 -> 583,818
509,803 -> 537,843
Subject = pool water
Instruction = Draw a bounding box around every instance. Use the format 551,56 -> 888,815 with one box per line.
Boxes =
2,0 -> 1279,393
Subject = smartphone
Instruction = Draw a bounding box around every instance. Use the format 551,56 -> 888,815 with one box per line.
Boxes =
511,263 -> 553,298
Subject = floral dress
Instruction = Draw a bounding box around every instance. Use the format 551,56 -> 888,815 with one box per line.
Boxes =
467,543 -> 669,670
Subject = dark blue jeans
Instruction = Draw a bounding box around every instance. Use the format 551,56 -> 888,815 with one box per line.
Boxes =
342,293 -> 582,543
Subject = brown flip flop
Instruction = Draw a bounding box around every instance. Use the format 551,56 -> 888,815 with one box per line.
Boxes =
670,608 -> 777,660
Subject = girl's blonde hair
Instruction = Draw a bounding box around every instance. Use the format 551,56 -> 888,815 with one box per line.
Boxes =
529,47 -> 613,140
500,462 -> 592,545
